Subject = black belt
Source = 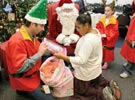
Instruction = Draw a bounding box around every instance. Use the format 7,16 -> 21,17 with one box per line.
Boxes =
125,38 -> 135,48
9,71 -> 38,78
103,45 -> 114,50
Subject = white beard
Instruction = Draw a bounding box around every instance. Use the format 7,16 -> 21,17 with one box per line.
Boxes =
57,8 -> 78,36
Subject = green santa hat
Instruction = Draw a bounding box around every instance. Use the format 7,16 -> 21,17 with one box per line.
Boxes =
25,0 -> 47,24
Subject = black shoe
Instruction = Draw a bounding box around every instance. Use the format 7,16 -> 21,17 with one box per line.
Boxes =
16,90 -> 27,95
0,72 -> 2,81
16,90 -> 34,99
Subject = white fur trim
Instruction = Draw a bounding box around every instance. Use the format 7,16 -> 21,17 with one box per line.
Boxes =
61,3 -> 75,10
56,7 -> 61,13
69,34 -> 79,43
56,34 -> 66,44
25,14 -> 47,24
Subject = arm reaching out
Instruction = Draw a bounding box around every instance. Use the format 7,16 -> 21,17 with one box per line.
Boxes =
54,53 -> 70,62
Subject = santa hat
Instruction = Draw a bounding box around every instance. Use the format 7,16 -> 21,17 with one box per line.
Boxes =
56,0 -> 75,13
61,3 -> 75,10
25,0 -> 47,25
58,0 -> 73,7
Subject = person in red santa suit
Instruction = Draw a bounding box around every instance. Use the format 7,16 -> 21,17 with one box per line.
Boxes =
46,0 -> 80,56
96,0 -> 119,70
120,12 -> 135,78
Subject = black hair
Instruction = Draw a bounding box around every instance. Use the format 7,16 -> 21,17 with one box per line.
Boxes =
23,19 -> 31,27
76,12 -> 92,26
23,19 -> 38,27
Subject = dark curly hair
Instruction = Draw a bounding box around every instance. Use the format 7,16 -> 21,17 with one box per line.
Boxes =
76,12 -> 92,26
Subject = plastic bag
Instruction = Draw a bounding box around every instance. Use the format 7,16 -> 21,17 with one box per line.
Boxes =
40,57 -> 73,97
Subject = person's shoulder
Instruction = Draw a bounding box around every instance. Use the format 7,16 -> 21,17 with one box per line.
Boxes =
130,15 -> 135,25
12,31 -> 21,37
99,15 -> 106,21
9,31 -> 22,42
84,33 -> 96,41
97,15 -> 106,25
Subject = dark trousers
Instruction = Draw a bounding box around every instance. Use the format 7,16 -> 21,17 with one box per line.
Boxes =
0,71 -> 2,81
124,61 -> 135,75
70,75 -> 109,100
30,85 -> 56,100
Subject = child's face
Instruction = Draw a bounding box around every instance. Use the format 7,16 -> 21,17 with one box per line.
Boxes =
75,21 -> 87,36
105,6 -> 114,18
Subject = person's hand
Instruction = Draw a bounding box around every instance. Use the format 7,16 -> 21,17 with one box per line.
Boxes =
54,52 -> 70,62
53,52 -> 64,59
132,41 -> 135,48
101,34 -> 106,38
37,42 -> 48,57
63,37 -> 72,46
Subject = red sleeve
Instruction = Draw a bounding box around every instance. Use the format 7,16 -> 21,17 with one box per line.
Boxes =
130,17 -> 135,40
6,40 -> 27,73
126,17 -> 135,41
96,22 -> 105,34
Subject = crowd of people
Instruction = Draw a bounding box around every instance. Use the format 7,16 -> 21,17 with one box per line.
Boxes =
1,0 -> 135,100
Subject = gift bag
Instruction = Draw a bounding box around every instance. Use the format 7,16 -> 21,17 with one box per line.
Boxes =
52,66 -> 73,97
40,57 -> 73,97
40,57 -> 65,86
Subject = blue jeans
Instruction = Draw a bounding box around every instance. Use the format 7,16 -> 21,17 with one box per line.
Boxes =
123,61 -> 135,75
17,85 -> 56,100
29,85 -> 56,100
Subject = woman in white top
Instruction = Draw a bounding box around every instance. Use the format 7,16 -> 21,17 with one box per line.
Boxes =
54,13 -> 120,100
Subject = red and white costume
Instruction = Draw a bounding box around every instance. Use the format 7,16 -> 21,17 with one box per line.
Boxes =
96,15 -> 119,62
46,0 -> 80,55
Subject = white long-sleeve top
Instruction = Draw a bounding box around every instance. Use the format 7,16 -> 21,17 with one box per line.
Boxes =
69,30 -> 102,81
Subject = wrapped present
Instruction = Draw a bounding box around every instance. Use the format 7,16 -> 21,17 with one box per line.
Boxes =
43,38 -> 67,54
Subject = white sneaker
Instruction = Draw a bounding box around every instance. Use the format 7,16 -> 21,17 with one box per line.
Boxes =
103,86 -> 116,100
120,71 -> 129,78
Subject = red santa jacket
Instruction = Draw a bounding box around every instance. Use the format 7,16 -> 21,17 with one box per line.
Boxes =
96,15 -> 119,48
96,15 -> 119,62
120,16 -> 135,62
46,12 -> 80,56
6,26 -> 41,91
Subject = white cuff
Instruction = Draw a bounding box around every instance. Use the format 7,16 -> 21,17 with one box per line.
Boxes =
56,34 -> 66,44
69,34 -> 79,43
101,34 -> 106,38
132,41 -> 135,47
